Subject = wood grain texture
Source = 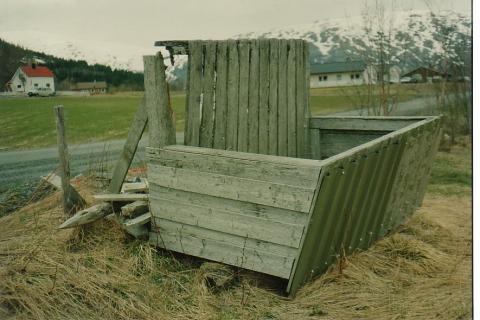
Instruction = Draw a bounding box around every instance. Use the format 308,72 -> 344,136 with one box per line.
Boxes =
200,41 -> 216,148
237,40 -> 250,152
54,105 -> 85,214
226,40 -> 239,150
277,40 -> 288,156
214,42 -> 228,149
248,40 -> 260,153
295,40 -> 305,158
185,41 -> 203,146
258,39 -> 270,155
268,39 -> 279,155
143,53 -> 176,148
286,40 -> 297,157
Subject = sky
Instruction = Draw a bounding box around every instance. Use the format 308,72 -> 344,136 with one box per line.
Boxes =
0,0 -> 471,47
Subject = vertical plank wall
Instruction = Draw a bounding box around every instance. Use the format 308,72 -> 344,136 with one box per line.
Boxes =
287,116 -> 442,295
184,39 -> 309,158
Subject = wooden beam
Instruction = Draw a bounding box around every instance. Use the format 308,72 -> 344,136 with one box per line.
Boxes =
94,194 -> 149,202
121,181 -> 149,193
108,98 -> 148,193
143,52 -> 176,149
54,105 -> 86,214
121,200 -> 149,218
122,213 -> 151,238
58,202 -> 112,229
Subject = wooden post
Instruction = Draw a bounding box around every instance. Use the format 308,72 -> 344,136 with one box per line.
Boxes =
108,98 -> 148,193
54,105 -> 85,214
143,52 -> 176,148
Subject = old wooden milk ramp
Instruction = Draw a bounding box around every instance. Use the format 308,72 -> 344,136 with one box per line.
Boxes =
62,39 -> 442,297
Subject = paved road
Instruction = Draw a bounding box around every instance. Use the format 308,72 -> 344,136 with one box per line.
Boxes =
0,96 -> 438,186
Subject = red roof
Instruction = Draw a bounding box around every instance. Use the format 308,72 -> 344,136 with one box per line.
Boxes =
20,66 -> 54,78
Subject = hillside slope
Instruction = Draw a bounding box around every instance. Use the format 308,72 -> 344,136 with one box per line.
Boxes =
0,39 -> 144,91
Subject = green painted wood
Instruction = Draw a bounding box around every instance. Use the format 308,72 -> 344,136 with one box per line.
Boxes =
200,41 -> 217,148
268,39 -> 279,155
214,42 -> 228,150
185,41 -> 203,146
286,40 -> 297,157
258,39 -> 270,154
226,40 -> 239,151
248,40 -> 260,153
237,40 -> 250,152
149,197 -> 305,248
149,231 -> 294,279
277,40 -> 288,156
151,218 -> 298,258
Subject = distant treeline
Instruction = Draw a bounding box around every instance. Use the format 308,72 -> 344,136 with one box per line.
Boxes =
0,38 -> 144,91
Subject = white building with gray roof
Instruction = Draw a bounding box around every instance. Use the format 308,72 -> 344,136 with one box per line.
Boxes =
310,61 -> 377,88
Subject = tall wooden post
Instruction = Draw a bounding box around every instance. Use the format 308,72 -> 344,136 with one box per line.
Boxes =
54,105 -> 85,214
143,52 -> 176,148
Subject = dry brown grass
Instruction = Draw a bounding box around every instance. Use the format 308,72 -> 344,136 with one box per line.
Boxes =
0,168 -> 472,319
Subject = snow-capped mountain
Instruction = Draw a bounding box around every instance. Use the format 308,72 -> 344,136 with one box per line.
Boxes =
237,10 -> 470,68
1,10 -> 470,84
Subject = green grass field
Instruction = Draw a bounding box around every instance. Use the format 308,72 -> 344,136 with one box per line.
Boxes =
0,86 -> 419,150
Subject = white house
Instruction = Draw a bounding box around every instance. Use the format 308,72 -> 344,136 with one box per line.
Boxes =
7,65 -> 55,95
310,61 -> 377,88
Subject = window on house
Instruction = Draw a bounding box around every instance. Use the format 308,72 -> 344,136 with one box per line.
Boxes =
337,74 -> 342,80
46,83 -> 50,88
34,83 -> 38,87
318,75 -> 328,81
350,74 -> 354,80
17,84 -> 21,88
355,74 -> 360,79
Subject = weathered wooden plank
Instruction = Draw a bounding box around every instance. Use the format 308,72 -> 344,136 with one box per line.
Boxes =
149,197 -> 304,247
319,131 -> 386,158
149,184 -> 309,226
200,41 -> 217,148
143,53 -> 176,148
58,203 -> 112,229
258,40 -> 270,155
277,40 -> 288,156
159,145 -> 322,167
147,148 -> 320,188
213,42 -> 228,149
226,40 -> 240,151
41,173 -> 62,189
149,231 -> 294,279
121,181 -> 149,193
248,40 -> 260,153
121,200 -> 149,218
108,98 -> 148,193
94,194 -> 148,202
185,41 -> 203,146
309,117 -> 420,131
151,218 -> 298,258
268,39 -> 279,155
148,164 -> 315,213
309,129 -> 321,160
54,105 -> 86,214
286,40 -> 297,157
295,40 -> 305,158
237,40 -> 250,152
303,41 -> 311,159
123,212 -> 150,238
